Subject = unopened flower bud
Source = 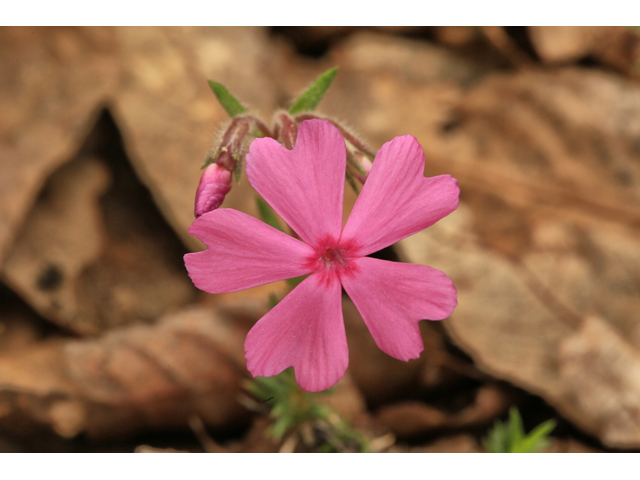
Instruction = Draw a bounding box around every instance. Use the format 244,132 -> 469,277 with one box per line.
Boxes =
347,149 -> 373,184
194,162 -> 232,218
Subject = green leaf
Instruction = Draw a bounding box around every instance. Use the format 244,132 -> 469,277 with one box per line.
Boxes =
271,416 -> 294,440
514,419 -> 556,453
482,421 -> 508,453
255,197 -> 284,232
482,408 -> 556,453
208,81 -> 246,118
288,67 -> 338,115
507,407 -> 525,445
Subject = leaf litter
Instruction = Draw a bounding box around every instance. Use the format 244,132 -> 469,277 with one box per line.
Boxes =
1,26 -> 639,451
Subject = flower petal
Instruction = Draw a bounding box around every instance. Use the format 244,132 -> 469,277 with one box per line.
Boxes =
184,209 -> 315,293
245,271 -> 347,392
246,119 -> 345,248
341,135 -> 459,256
341,257 -> 457,361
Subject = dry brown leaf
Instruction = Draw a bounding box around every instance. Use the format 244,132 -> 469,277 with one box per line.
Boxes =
397,74 -> 640,446
0,306 -> 254,439
0,26 -> 288,252
1,156 -> 110,333
375,384 -> 512,440
134,445 -> 190,453
529,26 -> 640,75
1,130 -> 199,335
322,33 -> 640,447
331,31 -> 486,86
431,27 -> 480,48
407,434 -> 480,453
110,27 -> 281,252
480,26 -> 535,67
0,27 -> 119,264
528,27 -> 612,63
376,402 -> 448,438
544,437 -> 600,453
557,316 -> 640,447
0,285 -> 50,351
342,297 -> 447,406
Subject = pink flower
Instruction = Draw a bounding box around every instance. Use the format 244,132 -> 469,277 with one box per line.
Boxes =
184,119 -> 459,392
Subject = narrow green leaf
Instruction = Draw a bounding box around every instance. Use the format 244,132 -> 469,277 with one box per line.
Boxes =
256,197 -> 284,232
507,407 -> 525,446
527,419 -> 557,442
288,67 -> 338,115
271,416 -> 294,440
208,81 -> 247,118
483,408 -> 556,453
483,421 -> 509,453
515,419 -> 556,453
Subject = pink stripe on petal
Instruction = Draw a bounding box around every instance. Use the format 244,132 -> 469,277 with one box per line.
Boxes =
341,257 -> 457,362
341,135 -> 459,256
246,119 -> 345,248
245,271 -> 348,392
184,209 -> 315,294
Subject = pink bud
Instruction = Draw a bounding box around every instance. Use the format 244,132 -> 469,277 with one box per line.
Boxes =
347,150 -> 373,184
194,163 -> 232,218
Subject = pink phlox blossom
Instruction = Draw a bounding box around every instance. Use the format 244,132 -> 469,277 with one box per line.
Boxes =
184,119 -> 459,392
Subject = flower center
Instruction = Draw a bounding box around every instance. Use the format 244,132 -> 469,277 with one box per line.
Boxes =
306,237 -> 360,279
320,247 -> 347,268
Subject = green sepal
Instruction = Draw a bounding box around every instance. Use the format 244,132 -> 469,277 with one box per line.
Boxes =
208,81 -> 247,118
200,149 -> 219,170
288,67 -> 338,115
251,126 -> 266,138
233,154 -> 243,182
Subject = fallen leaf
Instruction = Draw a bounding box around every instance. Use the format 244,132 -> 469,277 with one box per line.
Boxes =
395,71 -> 640,447
110,27 -> 282,251
1,155 -> 110,333
375,383 -> 512,440
2,117 -> 199,335
342,297 -> 448,406
544,437 -> 600,453
529,26 -> 640,76
0,306 -> 255,439
528,26 -> 613,63
557,316 -> 640,448
0,27 -> 118,264
408,434 -> 479,453
323,33 -> 640,447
